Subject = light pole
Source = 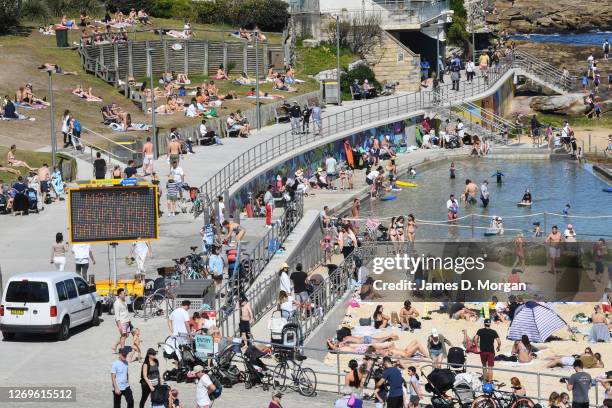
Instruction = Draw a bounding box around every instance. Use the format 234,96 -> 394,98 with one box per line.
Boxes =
146,47 -> 158,158
436,24 -> 440,80
47,70 -> 57,169
254,30 -> 261,130
335,14 -> 342,106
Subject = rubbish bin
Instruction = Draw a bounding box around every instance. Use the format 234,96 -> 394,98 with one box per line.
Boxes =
56,27 -> 68,48
321,79 -> 340,105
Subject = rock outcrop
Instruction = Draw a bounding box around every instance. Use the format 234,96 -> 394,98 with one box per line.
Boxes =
529,94 -> 586,115
490,0 -> 612,34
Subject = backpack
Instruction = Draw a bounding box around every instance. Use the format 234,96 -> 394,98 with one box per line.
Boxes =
150,384 -> 169,404
209,374 -> 222,400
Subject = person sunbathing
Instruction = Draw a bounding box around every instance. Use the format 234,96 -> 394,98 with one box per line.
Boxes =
254,25 -> 266,41
335,333 -> 400,345
176,73 -> 190,85
235,110 -> 251,133
274,74 -> 297,92
23,84 -> 49,106
60,15 -> 77,29
15,87 -> 31,106
326,339 -> 396,354
38,63 -> 78,75
544,347 -> 604,369
235,72 -> 254,85
389,339 -> 431,359
224,90 -> 239,100
239,27 -> 252,41
39,25 -> 55,35
137,9 -> 151,25
449,303 -> 478,321
72,85 -> 102,102
213,66 -> 229,80
7,145 -> 35,171
0,164 -> 20,175
266,65 -> 276,81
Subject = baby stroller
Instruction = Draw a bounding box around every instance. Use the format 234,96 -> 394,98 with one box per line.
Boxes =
212,343 -> 243,387
447,346 -> 466,372
242,345 -> 273,390
159,335 -> 204,383
26,188 -> 39,213
422,365 -> 457,408
452,372 -> 480,408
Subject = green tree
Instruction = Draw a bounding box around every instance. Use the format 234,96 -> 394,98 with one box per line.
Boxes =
0,0 -> 23,32
447,15 -> 469,47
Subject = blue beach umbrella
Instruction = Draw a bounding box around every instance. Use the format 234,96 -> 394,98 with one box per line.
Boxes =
507,301 -> 569,343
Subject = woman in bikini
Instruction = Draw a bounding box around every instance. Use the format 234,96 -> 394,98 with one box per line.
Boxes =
214,65 -> 229,80
7,145 -> 35,170
24,84 -> 49,106
372,305 -> 390,329
461,329 -> 479,353
72,85 -> 102,102
111,165 -> 122,179
388,216 -> 398,243
389,339 -> 431,359
15,87 -> 31,106
326,340 -> 396,354
406,214 -> 418,244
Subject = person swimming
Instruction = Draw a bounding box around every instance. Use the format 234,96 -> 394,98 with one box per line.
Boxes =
408,167 -> 417,178
492,170 -> 505,184
449,162 -> 456,179
562,203 -> 571,215
520,189 -> 532,204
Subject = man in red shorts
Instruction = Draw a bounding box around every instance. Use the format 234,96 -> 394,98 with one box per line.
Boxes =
474,318 -> 501,383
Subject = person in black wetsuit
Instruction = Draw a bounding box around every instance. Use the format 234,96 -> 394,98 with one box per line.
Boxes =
492,170 -> 505,184
521,189 -> 532,204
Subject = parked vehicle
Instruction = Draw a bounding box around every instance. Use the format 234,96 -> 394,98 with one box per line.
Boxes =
0,272 -> 103,341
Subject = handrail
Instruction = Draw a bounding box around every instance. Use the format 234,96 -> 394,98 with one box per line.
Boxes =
80,126 -> 143,165
460,101 -> 515,129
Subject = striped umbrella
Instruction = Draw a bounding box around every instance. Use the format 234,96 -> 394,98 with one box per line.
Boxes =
507,301 -> 569,343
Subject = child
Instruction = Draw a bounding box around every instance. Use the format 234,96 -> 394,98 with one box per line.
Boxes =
532,222 -> 542,238
321,235 -> 333,263
339,168 -> 348,191
130,327 -> 142,362
346,167 -> 354,189
166,177 -> 179,217
408,167 -> 417,178
562,203 -> 571,215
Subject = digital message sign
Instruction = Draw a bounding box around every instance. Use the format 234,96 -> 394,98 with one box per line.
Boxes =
68,186 -> 158,243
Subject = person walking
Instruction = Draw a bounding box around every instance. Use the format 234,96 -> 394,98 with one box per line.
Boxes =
113,288 -> 131,353
279,262 -> 291,294
465,59 -> 475,83
93,152 -> 107,180
61,109 -> 71,148
239,296 -> 253,341
480,180 -> 490,208
50,232 -> 69,271
130,240 -> 152,276
450,55 -> 461,91
302,104 -> 311,134
567,359 -> 592,408
111,346 -> 134,408
142,137 -> 154,176
264,184 -> 275,228
325,154 -> 337,189
168,300 -> 191,342
289,101 -> 302,135
72,243 -> 95,281
139,348 -> 160,408
268,391 -> 284,408
311,103 -> 322,135
194,365 -> 216,408
376,356 -> 404,408
474,319 -> 501,383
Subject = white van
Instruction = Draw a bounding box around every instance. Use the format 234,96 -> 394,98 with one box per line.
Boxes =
0,272 -> 102,341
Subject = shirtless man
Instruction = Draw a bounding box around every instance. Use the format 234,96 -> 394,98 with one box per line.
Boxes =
222,220 -> 246,245
545,225 -> 564,274
37,163 -> 51,204
167,137 -> 182,167
399,300 -> 420,330
239,297 -> 253,342
142,137 -> 154,175
463,179 -> 479,204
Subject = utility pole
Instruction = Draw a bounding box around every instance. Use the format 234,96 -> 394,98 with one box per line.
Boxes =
47,70 -> 57,169
146,48 -> 158,158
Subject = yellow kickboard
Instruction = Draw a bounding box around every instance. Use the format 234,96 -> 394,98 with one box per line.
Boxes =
396,181 -> 418,187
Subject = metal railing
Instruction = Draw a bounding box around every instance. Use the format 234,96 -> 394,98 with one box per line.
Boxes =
81,126 -> 143,165
512,50 -> 576,91
216,194 -> 305,335
244,340 -> 605,407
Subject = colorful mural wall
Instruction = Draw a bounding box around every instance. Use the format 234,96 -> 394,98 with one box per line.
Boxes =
454,76 -> 515,127
228,116 -> 423,212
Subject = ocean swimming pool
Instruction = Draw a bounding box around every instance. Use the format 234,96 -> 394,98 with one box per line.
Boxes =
360,158 -> 612,239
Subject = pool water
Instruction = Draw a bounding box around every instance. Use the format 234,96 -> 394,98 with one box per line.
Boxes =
361,159 -> 612,239
510,32 -> 611,46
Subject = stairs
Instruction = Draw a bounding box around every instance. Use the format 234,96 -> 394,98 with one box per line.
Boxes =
512,50 -> 576,94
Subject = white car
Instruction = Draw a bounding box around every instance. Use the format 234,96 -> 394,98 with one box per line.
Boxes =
0,272 -> 102,341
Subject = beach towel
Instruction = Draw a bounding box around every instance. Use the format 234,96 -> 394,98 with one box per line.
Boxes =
500,360 -> 535,367
246,95 -> 279,100
588,323 -> 611,343
51,171 -> 64,196
94,21 -> 132,29
14,102 -> 48,110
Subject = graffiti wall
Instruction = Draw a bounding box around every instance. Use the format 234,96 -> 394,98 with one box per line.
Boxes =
453,76 -> 515,127
228,116 -> 423,212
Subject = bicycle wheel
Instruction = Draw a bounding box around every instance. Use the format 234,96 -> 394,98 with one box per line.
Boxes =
471,396 -> 497,408
272,362 -> 289,392
143,293 -> 164,317
132,296 -> 145,318
511,398 -> 535,408
297,367 -> 317,397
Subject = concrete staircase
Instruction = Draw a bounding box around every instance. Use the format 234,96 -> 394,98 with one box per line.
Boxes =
365,31 -> 421,92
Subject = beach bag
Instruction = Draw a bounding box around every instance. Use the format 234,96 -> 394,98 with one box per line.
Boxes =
425,368 -> 455,393
209,374 -> 223,400
359,318 -> 371,326
151,385 -> 169,404
408,317 -> 421,329
348,394 -> 363,408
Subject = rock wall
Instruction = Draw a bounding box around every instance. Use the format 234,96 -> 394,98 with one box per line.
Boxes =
488,0 -> 612,34
365,31 -> 421,92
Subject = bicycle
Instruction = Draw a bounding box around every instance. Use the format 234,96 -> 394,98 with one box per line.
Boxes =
133,286 -> 175,319
471,387 -> 535,408
272,349 -> 317,397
